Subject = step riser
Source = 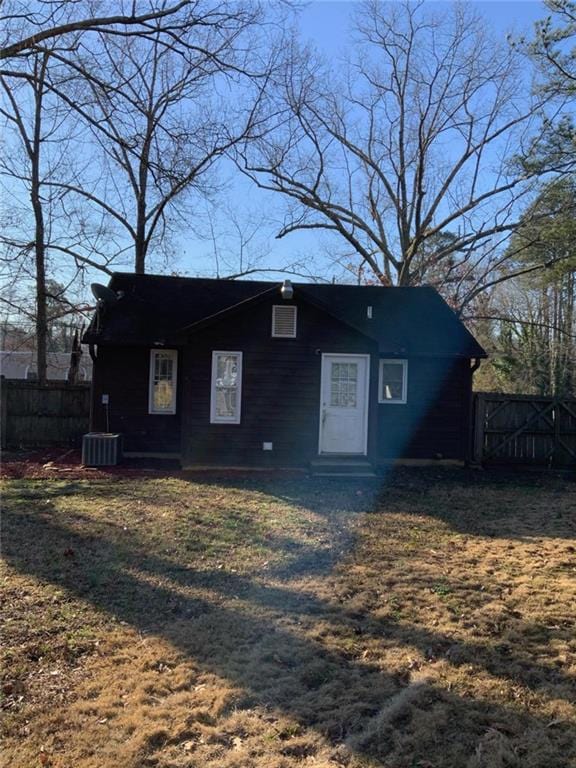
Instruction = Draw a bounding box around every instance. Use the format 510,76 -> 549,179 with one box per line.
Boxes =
312,472 -> 378,480
310,463 -> 372,468
311,467 -> 374,474
309,458 -> 377,478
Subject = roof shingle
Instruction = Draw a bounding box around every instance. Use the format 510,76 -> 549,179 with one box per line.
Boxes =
83,272 -> 486,358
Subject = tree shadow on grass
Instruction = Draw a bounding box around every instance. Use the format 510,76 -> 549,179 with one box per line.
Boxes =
3,484 -> 576,767
180,468 -> 576,541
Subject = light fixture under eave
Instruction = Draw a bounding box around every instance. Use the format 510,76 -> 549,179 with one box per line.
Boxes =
280,279 -> 294,300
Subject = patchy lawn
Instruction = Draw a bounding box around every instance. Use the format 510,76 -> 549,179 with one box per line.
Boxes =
2,469 -> 575,768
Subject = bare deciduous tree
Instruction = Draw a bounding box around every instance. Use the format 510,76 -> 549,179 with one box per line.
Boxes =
0,37 -> 121,381
1,51 -> 61,383
199,201 -> 322,281
236,0 -> 560,312
44,4 -> 270,274
0,1 -> 205,62
1,0 -> 283,379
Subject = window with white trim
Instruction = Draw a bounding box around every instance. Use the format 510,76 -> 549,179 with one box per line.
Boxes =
272,305 -> 297,338
378,359 -> 408,404
149,349 -> 178,414
210,351 -> 242,424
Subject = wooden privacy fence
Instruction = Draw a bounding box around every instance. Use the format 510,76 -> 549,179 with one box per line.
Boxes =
473,392 -> 576,468
1,378 -> 90,449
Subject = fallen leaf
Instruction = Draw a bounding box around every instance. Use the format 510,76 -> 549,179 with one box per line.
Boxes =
182,740 -> 195,752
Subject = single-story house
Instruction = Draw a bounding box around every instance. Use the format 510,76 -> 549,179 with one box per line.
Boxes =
83,273 -> 486,471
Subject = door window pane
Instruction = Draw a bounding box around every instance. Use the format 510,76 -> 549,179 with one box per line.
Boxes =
330,362 -> 358,407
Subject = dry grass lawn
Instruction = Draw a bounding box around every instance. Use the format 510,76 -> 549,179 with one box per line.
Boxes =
1,468 -> 575,768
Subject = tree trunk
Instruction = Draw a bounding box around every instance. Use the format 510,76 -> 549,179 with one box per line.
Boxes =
134,228 -> 146,274
33,208 -> 48,384
31,55 -> 48,384
397,259 -> 411,286
134,117 -> 152,275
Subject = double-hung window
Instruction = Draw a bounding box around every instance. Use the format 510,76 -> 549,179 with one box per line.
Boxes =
210,351 -> 242,424
378,359 -> 408,404
149,349 -> 178,414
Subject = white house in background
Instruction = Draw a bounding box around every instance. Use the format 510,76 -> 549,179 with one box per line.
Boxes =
0,351 -> 92,381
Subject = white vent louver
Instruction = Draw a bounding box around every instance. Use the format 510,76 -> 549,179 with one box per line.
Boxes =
272,305 -> 297,338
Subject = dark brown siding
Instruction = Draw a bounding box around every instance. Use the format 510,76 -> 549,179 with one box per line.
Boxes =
181,297 -> 377,466
89,296 -> 473,464
90,346 -> 181,452
376,357 -> 472,462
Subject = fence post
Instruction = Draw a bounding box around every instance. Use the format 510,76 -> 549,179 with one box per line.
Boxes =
472,393 -> 486,466
552,399 -> 561,468
0,375 -> 7,450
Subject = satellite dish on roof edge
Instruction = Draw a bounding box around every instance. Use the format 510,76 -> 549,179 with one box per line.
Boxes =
91,283 -> 118,304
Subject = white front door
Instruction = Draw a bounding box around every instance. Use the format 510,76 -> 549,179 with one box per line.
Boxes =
319,354 -> 369,455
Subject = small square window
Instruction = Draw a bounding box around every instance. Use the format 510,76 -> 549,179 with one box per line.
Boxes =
272,305 -> 297,338
379,359 -> 407,404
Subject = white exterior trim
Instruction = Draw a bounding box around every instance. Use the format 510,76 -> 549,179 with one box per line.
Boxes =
318,353 -> 370,456
210,350 -> 243,424
378,358 -> 408,404
148,349 -> 178,415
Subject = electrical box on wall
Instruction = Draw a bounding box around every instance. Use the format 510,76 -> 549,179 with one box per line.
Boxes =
263,442 -> 273,451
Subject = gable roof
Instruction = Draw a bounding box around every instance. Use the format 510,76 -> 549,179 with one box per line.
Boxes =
82,272 -> 486,358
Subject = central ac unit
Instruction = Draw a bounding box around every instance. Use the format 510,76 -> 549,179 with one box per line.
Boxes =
82,433 -> 122,466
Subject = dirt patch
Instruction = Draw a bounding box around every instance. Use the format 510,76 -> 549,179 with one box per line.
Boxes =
0,448 -> 183,480
2,470 -> 575,767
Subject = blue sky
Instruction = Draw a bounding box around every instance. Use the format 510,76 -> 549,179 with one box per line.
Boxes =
0,1 -> 554,303
301,0 -> 546,55
177,0 -> 551,283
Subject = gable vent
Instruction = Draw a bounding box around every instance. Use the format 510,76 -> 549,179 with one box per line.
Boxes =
272,305 -> 297,338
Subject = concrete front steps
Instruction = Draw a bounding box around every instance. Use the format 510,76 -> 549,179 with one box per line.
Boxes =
309,457 -> 378,478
